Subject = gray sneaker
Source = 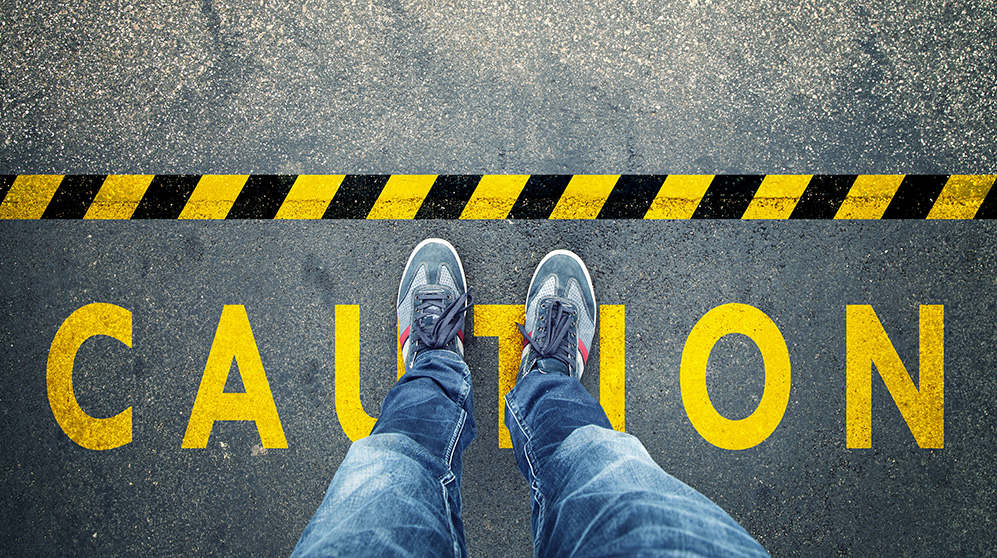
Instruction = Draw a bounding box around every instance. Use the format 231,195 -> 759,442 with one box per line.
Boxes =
397,238 -> 472,372
517,249 -> 597,380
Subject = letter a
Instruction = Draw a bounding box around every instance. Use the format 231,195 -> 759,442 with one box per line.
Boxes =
182,306 -> 288,448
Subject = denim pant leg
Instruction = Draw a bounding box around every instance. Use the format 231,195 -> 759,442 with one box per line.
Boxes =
292,350 -> 476,558
505,372 -> 769,558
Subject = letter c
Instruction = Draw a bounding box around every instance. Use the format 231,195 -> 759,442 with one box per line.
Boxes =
47,303 -> 133,450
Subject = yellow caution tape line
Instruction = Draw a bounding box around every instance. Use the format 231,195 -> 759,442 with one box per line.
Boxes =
1,174 -> 994,219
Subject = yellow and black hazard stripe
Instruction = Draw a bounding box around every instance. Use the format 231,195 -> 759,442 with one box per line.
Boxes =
1,174 -> 995,219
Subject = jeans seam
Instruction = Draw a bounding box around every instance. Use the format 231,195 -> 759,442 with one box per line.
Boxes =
506,395 -> 539,481
508,392 -> 549,556
456,370 -> 471,409
446,408 -> 467,471
531,478 -> 547,555
436,363 -> 470,558
438,473 -> 462,558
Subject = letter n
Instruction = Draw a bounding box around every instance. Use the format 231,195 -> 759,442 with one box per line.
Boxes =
846,305 -> 944,449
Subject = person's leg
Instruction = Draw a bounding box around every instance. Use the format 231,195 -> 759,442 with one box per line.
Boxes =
507,374 -> 767,557
292,239 -> 475,558
293,350 -> 474,558
506,250 -> 768,557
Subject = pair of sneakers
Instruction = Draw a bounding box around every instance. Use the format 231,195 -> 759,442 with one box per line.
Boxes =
397,239 -> 597,382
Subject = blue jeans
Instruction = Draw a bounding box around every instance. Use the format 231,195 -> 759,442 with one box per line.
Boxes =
291,350 -> 769,557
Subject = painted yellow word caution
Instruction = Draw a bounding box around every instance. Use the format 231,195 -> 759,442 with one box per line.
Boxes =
47,301 -> 943,452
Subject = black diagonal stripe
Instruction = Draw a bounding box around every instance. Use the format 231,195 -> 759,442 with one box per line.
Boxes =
414,175 -> 478,219
881,175 -> 949,219
691,175 -> 762,219
132,175 -> 201,219
597,175 -> 665,219
974,181 -> 997,219
226,175 -> 296,219
322,175 -> 390,219
789,175 -> 856,219
0,175 -> 15,202
506,175 -> 572,219
41,175 -> 106,219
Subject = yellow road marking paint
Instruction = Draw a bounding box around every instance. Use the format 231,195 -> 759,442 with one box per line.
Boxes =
549,175 -> 619,219
460,175 -> 530,219
680,303 -> 791,450
644,175 -> 714,219
367,175 -> 437,219
474,305 -> 525,449
275,175 -> 345,219
84,175 -> 154,219
181,305 -> 288,448
4,173 -> 994,220
741,175 -> 812,219
834,175 -> 904,219
334,305 -> 378,441
600,305 -> 626,432
927,175 -> 996,219
0,175 -> 64,219
47,303 -> 133,450
178,175 -> 249,219
846,305 -> 944,449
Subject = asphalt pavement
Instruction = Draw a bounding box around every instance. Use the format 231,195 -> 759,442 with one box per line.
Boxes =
2,0 -> 996,556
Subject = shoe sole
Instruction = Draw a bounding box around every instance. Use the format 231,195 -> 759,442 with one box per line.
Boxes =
525,249 -> 597,333
398,237 -> 467,306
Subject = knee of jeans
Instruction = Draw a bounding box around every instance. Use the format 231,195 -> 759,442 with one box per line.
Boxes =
554,425 -> 715,505
551,425 -> 684,490
559,424 -> 646,461
327,433 -> 437,506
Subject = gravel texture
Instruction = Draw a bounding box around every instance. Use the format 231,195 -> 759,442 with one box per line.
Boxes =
2,0 -> 995,173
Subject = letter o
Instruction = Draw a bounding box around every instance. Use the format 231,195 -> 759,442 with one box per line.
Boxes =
680,303 -> 791,450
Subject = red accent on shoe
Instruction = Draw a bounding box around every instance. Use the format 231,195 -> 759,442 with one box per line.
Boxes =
400,326 -> 410,346
579,340 -> 589,363
457,329 -> 464,342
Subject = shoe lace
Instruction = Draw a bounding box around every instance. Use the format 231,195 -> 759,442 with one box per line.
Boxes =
413,287 -> 473,353
517,300 -> 576,374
